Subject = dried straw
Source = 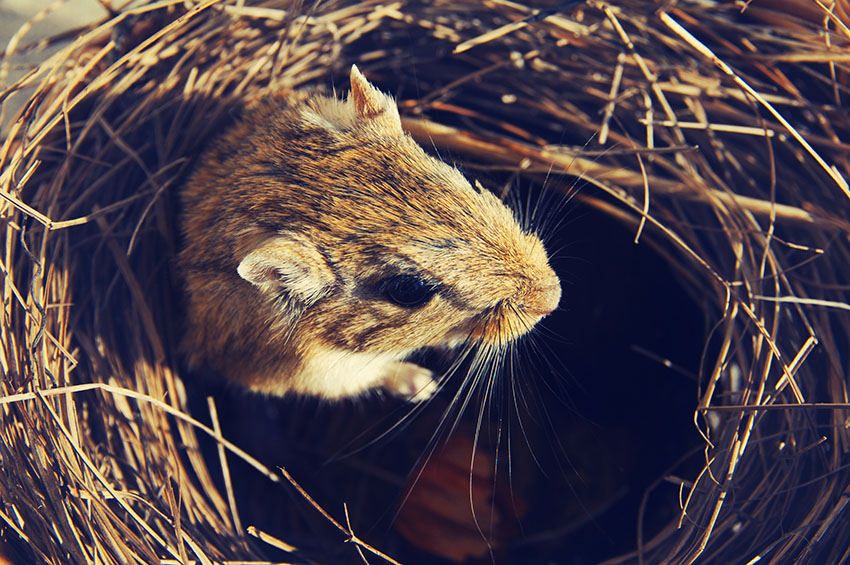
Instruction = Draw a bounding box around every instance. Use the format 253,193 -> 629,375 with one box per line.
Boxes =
0,0 -> 849,563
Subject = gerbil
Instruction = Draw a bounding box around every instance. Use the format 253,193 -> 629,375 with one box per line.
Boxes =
178,66 -> 561,400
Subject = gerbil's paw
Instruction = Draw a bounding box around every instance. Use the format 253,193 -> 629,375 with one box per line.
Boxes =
384,362 -> 439,402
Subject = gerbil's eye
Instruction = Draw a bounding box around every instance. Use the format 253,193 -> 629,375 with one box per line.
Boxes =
380,274 -> 435,308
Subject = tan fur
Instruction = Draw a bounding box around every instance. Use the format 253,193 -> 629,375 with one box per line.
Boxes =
178,66 -> 561,400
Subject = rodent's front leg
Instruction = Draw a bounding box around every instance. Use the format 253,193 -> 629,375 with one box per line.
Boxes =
381,362 -> 439,402
294,349 -> 438,401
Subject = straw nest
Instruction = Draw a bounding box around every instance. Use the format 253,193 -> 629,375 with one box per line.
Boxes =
1,0 -> 849,563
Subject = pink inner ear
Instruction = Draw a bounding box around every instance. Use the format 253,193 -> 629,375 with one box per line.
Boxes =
350,66 -> 387,119
257,263 -> 281,283
241,257 -> 279,284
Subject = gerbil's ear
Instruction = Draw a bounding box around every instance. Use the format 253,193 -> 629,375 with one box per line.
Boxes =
238,234 -> 334,306
349,65 -> 403,132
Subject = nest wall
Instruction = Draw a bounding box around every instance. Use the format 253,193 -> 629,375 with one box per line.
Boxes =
0,0 -> 849,563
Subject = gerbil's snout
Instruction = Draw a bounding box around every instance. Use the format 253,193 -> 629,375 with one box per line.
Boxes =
513,234 -> 561,320
526,274 -> 562,317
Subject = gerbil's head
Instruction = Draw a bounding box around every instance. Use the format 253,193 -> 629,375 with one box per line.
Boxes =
234,67 -> 560,353
180,66 -> 560,390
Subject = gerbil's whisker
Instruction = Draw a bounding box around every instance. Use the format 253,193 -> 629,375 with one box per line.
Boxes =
509,353 -> 548,475
508,332 -> 594,500
503,344 -> 522,522
324,339 -> 478,463
528,157 -> 560,235
467,343 -> 499,560
389,339 -> 490,514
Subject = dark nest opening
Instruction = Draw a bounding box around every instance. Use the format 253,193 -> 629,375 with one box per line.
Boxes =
1,1 -> 849,564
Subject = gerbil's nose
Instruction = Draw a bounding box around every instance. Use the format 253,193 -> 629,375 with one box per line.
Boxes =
527,274 -> 561,317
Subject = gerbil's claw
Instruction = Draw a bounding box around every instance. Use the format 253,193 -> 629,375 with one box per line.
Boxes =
384,362 -> 439,402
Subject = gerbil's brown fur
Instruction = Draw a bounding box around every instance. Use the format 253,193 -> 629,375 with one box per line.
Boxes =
178,66 -> 560,400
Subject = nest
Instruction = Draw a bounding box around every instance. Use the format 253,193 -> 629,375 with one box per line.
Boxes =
1,0 -> 849,563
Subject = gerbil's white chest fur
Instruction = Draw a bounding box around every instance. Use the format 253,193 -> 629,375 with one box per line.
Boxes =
178,66 -> 560,400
